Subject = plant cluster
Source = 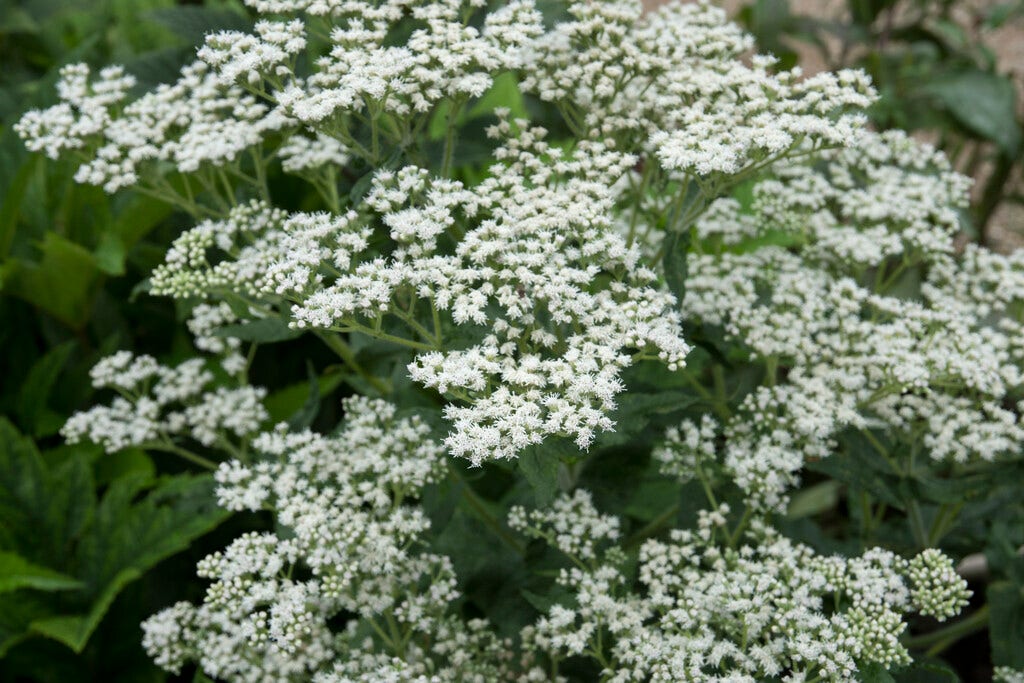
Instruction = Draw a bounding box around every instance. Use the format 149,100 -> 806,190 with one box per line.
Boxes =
12,0 -> 1024,680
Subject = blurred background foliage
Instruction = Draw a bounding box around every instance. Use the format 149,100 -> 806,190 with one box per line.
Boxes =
0,0 -> 1022,680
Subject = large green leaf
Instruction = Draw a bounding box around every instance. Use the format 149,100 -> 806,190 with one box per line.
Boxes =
989,580 -> 1024,668
0,418 -> 94,564
0,419 -> 229,655
0,233 -> 101,328
213,316 -> 302,343
15,340 -> 74,437
926,70 -> 1022,155
518,446 -> 561,507
0,552 -> 83,594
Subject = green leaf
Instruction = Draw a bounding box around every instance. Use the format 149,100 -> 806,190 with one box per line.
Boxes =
41,474 -> 229,653
92,231 -> 126,276
265,368 -> 345,424
662,229 -> 689,302
599,390 -> 699,447
288,363 -> 321,430
989,581 -> 1024,668
0,553 -> 83,594
92,449 -> 155,489
926,70 -> 1022,155
0,155 -> 38,259
213,316 -> 302,343
0,592 -> 52,658
787,480 -> 841,519
16,340 -> 74,437
0,419 -> 95,563
518,446 -> 560,507
467,72 -> 528,121
893,659 -> 960,682
0,233 -> 101,328
144,6 -> 250,46
859,661 -> 897,683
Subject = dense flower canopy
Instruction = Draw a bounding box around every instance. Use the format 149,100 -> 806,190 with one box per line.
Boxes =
17,0 -> 1024,681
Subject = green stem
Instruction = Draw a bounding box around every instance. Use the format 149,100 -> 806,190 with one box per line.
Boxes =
441,100 -> 463,178
904,605 -> 990,654
623,502 -> 680,549
908,499 -> 928,549
315,331 -> 390,394
728,507 -> 753,548
148,442 -> 217,470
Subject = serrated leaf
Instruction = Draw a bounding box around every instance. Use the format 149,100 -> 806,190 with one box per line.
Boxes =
518,446 -> 560,507
213,317 -> 302,343
16,340 -> 74,437
0,419 -> 95,564
0,552 -> 83,594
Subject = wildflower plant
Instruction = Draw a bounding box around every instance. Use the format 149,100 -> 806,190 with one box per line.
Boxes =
17,0 -> 1024,680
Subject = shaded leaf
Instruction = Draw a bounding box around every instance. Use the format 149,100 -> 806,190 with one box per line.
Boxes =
518,446 -> 560,507
0,552 -> 83,594
16,340 -> 74,437
989,581 -> 1024,668
213,317 -> 301,343
926,70 -> 1022,154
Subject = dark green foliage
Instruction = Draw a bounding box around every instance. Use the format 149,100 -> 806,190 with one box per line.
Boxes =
0,419 -> 229,675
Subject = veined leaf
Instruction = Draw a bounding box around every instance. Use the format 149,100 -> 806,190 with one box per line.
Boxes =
213,316 -> 301,343
0,553 -> 83,594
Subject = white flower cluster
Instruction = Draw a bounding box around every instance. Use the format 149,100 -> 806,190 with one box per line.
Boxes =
673,130 -> 1024,509
518,495 -> 970,683
143,398 -> 528,682
522,0 -> 873,179
17,61 -> 290,193
150,121 -> 690,464
14,64 -> 136,160
996,668 -> 1024,683
252,0 -> 542,124
62,352 -> 267,452
509,489 -> 620,562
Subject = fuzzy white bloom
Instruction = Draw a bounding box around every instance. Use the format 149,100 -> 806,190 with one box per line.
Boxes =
509,489 -> 620,562
15,64 -> 135,159
518,498 -> 970,682
150,122 -> 690,464
17,61 -> 290,192
62,353 -> 266,453
144,398 -> 517,682
278,132 -> 350,174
